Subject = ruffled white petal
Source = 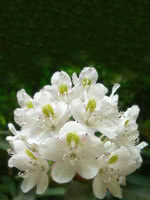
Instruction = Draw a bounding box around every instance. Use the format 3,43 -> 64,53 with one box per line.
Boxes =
17,89 -> 32,108
108,146 -> 135,176
69,85 -> 82,102
77,159 -> 99,179
110,83 -> 120,97
59,121 -> 87,138
71,99 -> 85,123
55,101 -> 70,126
51,71 -> 72,88
21,171 -> 38,193
13,140 -> 27,153
51,161 -> 76,183
36,172 -> 49,194
81,135 -> 104,159
136,141 -> 148,150
39,137 -> 64,161
8,123 -> 17,136
34,90 -> 53,107
93,174 -> 106,199
88,84 -> 108,100
124,105 -> 140,121
14,108 -> 26,126
8,154 -> 31,171
79,67 -> 98,84
107,178 -> 122,198
72,72 -> 79,86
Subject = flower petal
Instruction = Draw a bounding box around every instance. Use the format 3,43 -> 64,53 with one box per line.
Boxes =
39,137 -> 63,161
107,178 -> 122,198
55,101 -> 70,126
79,67 -> 98,84
72,72 -> 79,86
59,121 -> 87,138
21,171 -> 38,193
88,84 -> 108,100
81,134 -> 104,159
51,161 -> 76,183
93,174 -> 106,199
51,71 -> 72,88
71,99 -> 85,123
17,89 -> 32,108
77,159 -> 99,179
136,141 -> 148,150
14,108 -> 26,126
124,105 -> 140,121
34,90 -> 53,107
110,83 -> 120,97
36,172 -> 49,194
8,154 -> 31,171
108,146 -> 136,176
8,123 -> 17,136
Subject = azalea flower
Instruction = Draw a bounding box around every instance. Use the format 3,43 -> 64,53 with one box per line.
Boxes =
71,83 -> 108,134
8,140 -> 49,194
51,71 -> 72,94
33,90 -> 70,132
39,121 -> 104,183
72,67 -> 98,88
110,105 -> 148,168
6,67 -> 148,198
92,147 -> 136,199
71,83 -> 120,138
43,71 -> 79,103
14,89 -> 37,127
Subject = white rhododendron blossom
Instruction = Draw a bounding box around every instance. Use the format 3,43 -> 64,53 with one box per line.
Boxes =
6,67 -> 148,198
8,140 -> 49,194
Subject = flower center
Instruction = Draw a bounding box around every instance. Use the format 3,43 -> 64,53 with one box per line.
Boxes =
26,101 -> 33,109
108,155 -> 118,164
82,78 -> 92,87
42,104 -> 55,118
86,99 -> 96,113
58,84 -> 68,94
67,132 -> 80,147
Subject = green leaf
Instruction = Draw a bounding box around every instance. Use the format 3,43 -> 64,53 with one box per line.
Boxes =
41,187 -> 66,196
127,174 -> 150,188
0,141 -> 9,150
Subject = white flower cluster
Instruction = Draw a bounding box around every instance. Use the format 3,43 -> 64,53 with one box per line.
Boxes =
7,67 -> 148,199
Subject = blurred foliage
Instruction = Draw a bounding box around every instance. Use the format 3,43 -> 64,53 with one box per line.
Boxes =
0,0 -> 150,199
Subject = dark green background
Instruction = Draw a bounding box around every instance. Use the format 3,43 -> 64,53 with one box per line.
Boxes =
0,1 -> 150,200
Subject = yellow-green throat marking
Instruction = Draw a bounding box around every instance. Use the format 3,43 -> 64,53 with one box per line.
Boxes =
82,78 -> 92,87
42,104 -> 55,118
108,155 -> 118,164
67,132 -> 80,146
125,120 -> 129,127
86,99 -> 96,112
27,101 -> 34,109
25,149 -> 37,160
59,84 -> 68,95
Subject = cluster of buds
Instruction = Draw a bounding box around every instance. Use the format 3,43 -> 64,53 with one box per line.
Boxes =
6,67 -> 147,199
